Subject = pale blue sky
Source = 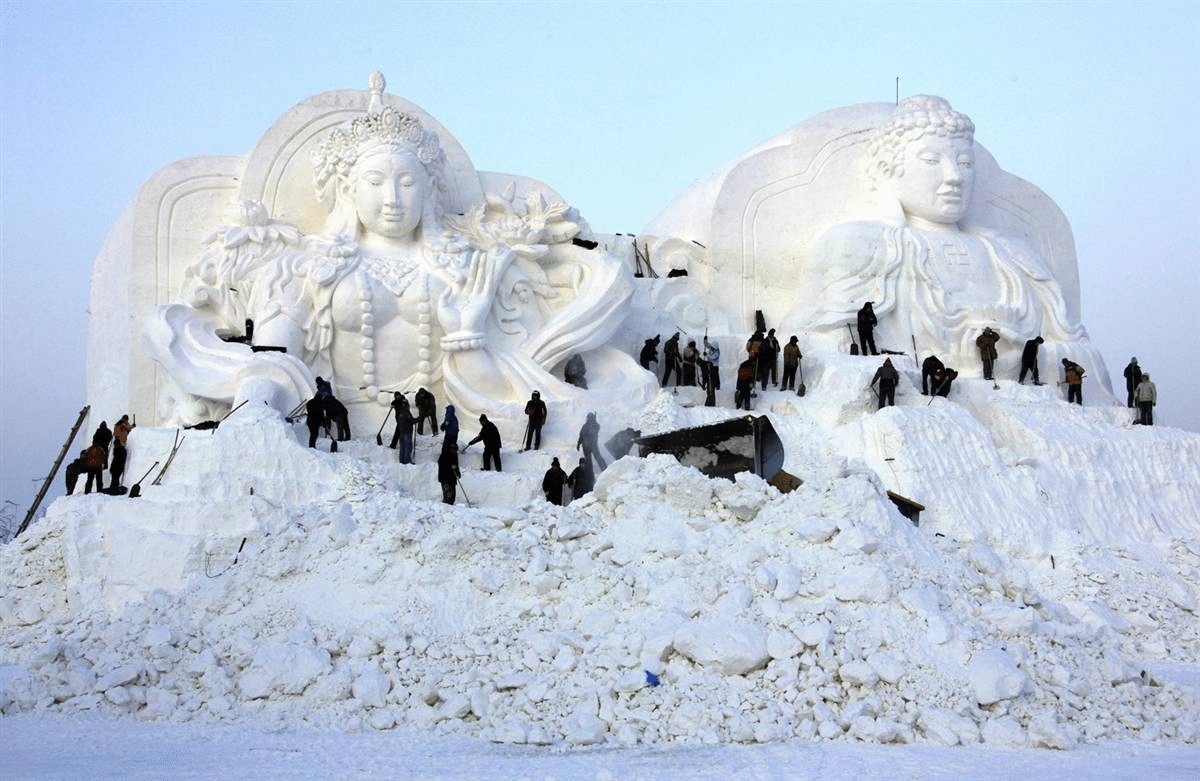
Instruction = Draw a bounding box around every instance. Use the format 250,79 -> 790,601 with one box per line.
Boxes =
2,1 -> 1197,507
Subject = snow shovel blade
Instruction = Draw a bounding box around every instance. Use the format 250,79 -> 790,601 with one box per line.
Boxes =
797,383 -> 807,397
330,438 -> 338,453
128,460 -> 160,499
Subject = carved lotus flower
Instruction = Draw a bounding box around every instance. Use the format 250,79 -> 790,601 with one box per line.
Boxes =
211,200 -> 301,249
448,185 -> 579,261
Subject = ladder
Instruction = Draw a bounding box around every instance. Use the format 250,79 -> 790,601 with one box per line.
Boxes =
16,405 -> 90,538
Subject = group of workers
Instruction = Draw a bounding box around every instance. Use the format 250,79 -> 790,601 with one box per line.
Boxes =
65,415 -> 133,495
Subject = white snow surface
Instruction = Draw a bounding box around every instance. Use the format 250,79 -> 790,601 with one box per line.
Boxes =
2,362 -> 1200,764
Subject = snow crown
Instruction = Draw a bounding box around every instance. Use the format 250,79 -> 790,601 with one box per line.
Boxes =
867,95 -> 975,181
312,72 -> 448,210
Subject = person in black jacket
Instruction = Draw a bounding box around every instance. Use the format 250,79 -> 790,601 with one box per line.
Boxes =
576,412 -> 607,472
64,450 -> 86,496
662,333 -> 682,387
522,390 -> 547,451
415,388 -> 438,435
857,303 -> 878,356
325,395 -> 351,441
921,355 -> 945,396
92,421 -> 113,453
305,397 -> 326,448
564,353 -> 588,389
870,357 -> 899,409
466,414 -> 503,471
542,457 -> 567,506
437,442 -> 461,505
639,336 -> 660,371
567,457 -> 595,501
1019,336 -> 1044,385
1123,357 -> 1142,408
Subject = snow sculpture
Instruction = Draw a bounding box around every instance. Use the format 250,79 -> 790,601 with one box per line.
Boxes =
643,96 -> 1109,383
791,96 -> 1087,363
141,73 -> 651,427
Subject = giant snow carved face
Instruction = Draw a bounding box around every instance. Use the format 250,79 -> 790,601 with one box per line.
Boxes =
892,135 -> 976,226
351,148 -> 429,241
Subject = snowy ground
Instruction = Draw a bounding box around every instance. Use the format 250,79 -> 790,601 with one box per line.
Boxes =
3,713 -> 1200,780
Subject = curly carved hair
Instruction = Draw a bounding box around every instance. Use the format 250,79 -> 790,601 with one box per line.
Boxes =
866,95 -> 975,183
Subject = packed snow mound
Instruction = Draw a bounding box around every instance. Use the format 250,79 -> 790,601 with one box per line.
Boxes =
2,406 -> 1198,748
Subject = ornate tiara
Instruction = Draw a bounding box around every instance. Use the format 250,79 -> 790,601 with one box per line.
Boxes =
312,72 -> 447,203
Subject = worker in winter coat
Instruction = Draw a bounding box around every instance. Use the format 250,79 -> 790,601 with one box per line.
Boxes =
542,457 -> 568,506
564,353 -> 588,389
108,439 -> 128,492
523,390 -> 548,451
976,328 -> 1000,381
567,457 -> 595,501
437,442 -> 461,505
662,333 -> 682,387
764,329 -> 781,387
1019,336 -> 1044,384
702,336 -> 721,391
870,357 -> 899,409
415,388 -> 438,435
576,412 -> 607,472
325,395 -> 351,441
92,421 -> 113,453
466,414 -> 503,471
640,335 -> 660,371
681,341 -> 700,386
389,393 -> 415,456
921,355 -> 945,396
1134,373 -> 1157,426
113,415 -> 134,447
305,397 -> 326,448
440,405 -> 460,447
64,450 -> 86,496
1123,358 -> 1143,408
1062,359 -> 1085,405
735,357 -> 756,410
781,336 -> 801,391
83,444 -> 107,494
857,303 -> 879,356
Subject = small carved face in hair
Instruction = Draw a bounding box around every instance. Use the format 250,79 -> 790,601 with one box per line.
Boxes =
352,149 -> 429,240
893,135 -> 975,226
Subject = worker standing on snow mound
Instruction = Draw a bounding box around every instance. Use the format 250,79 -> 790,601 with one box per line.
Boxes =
735,356 -> 756,410
466,414 -> 503,471
82,443 -> 106,494
522,390 -> 547,451
110,414 -> 134,491
764,329 -> 781,387
305,397 -> 326,448
703,335 -> 721,392
640,335 -> 660,372
662,333 -> 682,387
437,442 -> 461,505
567,457 -> 595,501
576,412 -> 607,472
414,387 -> 438,436
391,395 -> 416,464
921,355 -> 945,396
1124,357 -> 1143,408
857,302 -> 879,356
1134,372 -> 1157,426
870,357 -> 899,410
1019,335 -> 1044,384
325,395 -> 351,441
542,457 -> 568,506
564,353 -> 588,389
92,421 -> 113,454
682,340 -> 700,386
64,450 -> 86,496
781,336 -> 801,391
440,405 -> 460,448
1062,359 -> 1085,405
976,327 -> 1000,381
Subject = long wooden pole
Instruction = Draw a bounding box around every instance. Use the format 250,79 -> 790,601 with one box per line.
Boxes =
17,405 -> 90,538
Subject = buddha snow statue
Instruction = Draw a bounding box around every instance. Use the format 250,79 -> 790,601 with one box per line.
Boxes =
148,73 -> 651,427
794,96 -> 1089,367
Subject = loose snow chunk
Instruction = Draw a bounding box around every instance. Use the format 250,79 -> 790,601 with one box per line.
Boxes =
766,629 -> 802,661
839,661 -> 879,687
237,641 -> 331,699
918,707 -> 979,746
352,668 -> 390,708
796,619 -> 832,647
982,716 -> 1027,747
795,516 -> 839,544
833,564 -> 891,603
966,648 -> 1029,705
673,619 -> 769,676
1028,714 -> 1077,750
866,652 -> 905,685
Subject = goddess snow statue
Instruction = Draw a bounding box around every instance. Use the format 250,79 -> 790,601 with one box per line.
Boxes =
792,96 -> 1097,371
147,73 -> 651,428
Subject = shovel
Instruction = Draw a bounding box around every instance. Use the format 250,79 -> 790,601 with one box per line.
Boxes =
457,475 -> 472,508
847,324 -> 859,356
797,361 -> 807,397
128,461 -> 160,499
375,410 -> 392,447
